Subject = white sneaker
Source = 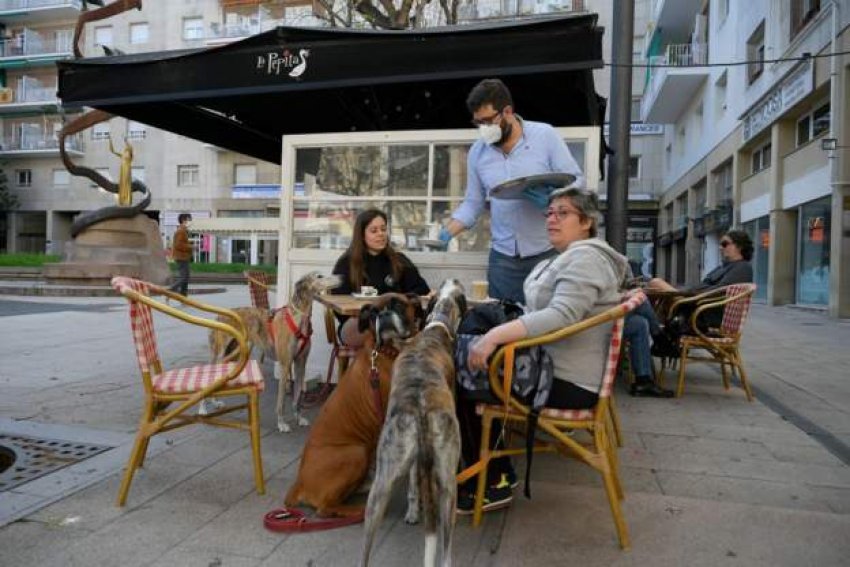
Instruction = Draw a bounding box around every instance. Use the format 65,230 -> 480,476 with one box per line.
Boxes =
198,397 -> 226,416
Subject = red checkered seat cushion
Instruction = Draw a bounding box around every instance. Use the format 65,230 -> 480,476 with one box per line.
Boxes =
152,360 -> 265,394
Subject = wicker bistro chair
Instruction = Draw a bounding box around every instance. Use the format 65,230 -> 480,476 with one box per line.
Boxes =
111,276 -> 266,506
457,290 -> 647,550
667,283 -> 756,400
244,270 -> 274,312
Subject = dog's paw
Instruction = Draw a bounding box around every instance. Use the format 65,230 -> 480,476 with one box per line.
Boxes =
403,506 -> 420,525
277,420 -> 292,433
297,415 -> 310,427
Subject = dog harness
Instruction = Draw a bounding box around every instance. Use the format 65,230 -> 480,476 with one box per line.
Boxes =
267,305 -> 312,358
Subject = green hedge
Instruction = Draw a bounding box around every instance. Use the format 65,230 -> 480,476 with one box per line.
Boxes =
0,253 -> 61,266
172,262 -> 276,275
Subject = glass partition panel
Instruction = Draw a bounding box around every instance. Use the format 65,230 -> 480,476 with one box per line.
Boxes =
295,145 -> 428,198
433,144 -> 470,198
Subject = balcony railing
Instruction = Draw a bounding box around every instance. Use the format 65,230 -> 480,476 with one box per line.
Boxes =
642,41 -> 708,119
0,32 -> 73,58
0,134 -> 82,152
0,0 -> 80,10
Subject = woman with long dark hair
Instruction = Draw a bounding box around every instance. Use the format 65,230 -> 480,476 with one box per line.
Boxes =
332,209 -> 430,346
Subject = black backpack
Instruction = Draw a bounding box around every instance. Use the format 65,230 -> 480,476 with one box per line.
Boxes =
454,301 -> 554,497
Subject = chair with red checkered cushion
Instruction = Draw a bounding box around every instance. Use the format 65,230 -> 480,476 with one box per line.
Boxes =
244,270 -> 273,312
457,289 -> 646,550
111,276 -> 266,506
672,283 -> 756,400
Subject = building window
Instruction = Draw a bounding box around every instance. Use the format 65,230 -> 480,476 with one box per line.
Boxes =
712,160 -> 733,205
797,102 -> 831,146
94,25 -> 113,47
16,169 -> 32,187
129,22 -> 149,45
747,21 -> 765,84
628,156 -> 640,179
131,166 -> 145,182
791,0 -> 821,40
234,163 -> 258,185
751,143 -> 772,174
91,122 -> 110,140
178,164 -> 200,186
52,169 -> 70,186
127,121 -> 146,139
182,17 -> 204,40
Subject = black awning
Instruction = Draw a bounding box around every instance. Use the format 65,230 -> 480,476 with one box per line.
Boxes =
58,15 -> 605,164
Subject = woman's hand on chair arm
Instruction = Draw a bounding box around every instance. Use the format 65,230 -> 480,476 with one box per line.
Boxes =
467,319 -> 528,372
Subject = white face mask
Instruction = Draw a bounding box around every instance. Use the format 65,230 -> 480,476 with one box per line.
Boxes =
478,123 -> 502,145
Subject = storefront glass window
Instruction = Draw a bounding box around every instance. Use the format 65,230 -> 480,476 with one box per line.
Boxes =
797,196 -> 831,305
744,216 -> 769,301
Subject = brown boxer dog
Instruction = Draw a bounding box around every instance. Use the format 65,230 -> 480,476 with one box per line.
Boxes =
284,294 -> 424,518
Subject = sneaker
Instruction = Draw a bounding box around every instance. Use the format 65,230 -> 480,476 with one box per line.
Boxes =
504,470 -> 519,490
456,478 -> 514,515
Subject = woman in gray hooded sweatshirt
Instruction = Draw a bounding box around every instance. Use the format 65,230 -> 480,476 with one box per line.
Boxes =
459,187 -> 629,514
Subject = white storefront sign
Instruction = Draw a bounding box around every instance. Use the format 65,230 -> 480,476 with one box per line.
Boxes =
603,123 -> 664,136
742,60 -> 813,142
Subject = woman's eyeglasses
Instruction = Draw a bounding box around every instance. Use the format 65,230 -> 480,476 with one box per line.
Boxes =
543,208 -> 580,221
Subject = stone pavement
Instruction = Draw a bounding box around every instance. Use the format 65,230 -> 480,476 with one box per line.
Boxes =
0,287 -> 848,566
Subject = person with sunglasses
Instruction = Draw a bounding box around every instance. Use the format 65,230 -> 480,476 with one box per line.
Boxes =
459,187 -> 629,514
647,229 -> 754,294
629,229 -> 754,374
438,78 -> 585,304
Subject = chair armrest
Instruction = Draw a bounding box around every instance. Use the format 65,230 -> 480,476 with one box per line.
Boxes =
143,282 -> 248,339
667,288 -> 723,320
485,294 -> 643,414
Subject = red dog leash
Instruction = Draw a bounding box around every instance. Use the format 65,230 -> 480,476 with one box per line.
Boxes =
264,507 -> 364,533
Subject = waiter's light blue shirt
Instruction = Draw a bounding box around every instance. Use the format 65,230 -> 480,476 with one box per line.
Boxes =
451,120 -> 585,258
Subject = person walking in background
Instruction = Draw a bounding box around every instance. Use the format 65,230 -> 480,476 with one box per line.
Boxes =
169,213 -> 193,296
439,78 -> 585,304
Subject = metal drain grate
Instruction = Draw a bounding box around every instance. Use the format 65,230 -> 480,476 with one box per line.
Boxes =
0,433 -> 112,492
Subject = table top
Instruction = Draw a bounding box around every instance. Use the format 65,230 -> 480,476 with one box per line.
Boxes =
316,293 -> 496,317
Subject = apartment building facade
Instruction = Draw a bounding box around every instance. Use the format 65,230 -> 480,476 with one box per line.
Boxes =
643,0 -> 849,317
1,0 -> 665,275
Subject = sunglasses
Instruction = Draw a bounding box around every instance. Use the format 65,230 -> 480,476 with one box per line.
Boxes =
720,240 -> 733,248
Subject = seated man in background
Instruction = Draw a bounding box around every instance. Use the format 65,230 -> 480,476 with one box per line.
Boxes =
625,229 -> 754,396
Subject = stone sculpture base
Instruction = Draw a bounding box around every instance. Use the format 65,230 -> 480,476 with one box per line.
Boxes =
43,215 -> 171,286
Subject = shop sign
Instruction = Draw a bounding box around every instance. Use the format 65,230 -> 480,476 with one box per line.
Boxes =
603,123 -> 664,136
742,60 -> 812,142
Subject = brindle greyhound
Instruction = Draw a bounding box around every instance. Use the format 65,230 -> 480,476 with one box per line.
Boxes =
361,279 -> 466,567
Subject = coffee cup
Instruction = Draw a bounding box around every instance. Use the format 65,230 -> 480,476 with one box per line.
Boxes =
360,286 -> 378,297
471,280 -> 488,301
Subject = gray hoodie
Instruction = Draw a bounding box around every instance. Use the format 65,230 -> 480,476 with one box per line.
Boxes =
519,238 -> 629,393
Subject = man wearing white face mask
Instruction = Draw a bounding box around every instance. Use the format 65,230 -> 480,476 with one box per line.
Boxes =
440,78 -> 585,304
